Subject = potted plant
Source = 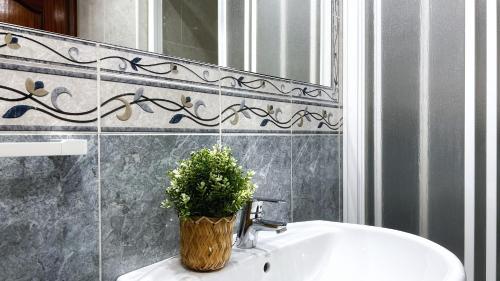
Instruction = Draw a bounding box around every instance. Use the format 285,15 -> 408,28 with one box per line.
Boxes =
161,145 -> 257,271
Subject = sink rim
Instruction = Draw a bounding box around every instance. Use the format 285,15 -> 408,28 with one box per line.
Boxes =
117,220 -> 466,281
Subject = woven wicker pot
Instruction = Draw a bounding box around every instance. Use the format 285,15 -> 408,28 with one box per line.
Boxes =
180,216 -> 236,271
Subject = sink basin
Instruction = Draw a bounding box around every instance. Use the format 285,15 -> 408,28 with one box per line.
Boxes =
117,221 -> 465,281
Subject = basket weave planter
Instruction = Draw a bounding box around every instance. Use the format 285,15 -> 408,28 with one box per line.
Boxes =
180,216 -> 236,271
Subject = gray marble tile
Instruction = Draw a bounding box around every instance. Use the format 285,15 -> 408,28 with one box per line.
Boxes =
338,135 -> 343,221
291,135 -> 341,222
0,134 -> 99,281
100,134 -> 218,281
221,135 -> 292,223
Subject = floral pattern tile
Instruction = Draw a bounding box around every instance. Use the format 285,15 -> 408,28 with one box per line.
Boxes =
0,68 -> 97,131
100,74 -> 220,132
291,100 -> 342,134
219,68 -> 293,98
220,89 -> 293,133
289,80 -> 338,104
0,25 -> 97,70
98,44 -> 221,85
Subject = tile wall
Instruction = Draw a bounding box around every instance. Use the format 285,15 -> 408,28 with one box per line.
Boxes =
0,23 -> 342,281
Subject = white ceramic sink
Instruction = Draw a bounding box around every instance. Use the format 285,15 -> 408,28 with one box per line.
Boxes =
117,221 -> 465,281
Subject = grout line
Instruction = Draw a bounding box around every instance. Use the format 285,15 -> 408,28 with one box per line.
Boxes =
219,66 -> 223,145
290,131 -> 294,222
96,43 -> 103,281
289,79 -> 294,223
373,0 -> 383,227
464,0 -> 475,278
418,0 -> 430,238
485,0 -> 497,279
0,131 -> 97,136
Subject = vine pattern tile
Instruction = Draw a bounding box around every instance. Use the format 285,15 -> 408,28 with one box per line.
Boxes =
0,67 -> 98,131
289,80 -> 338,104
0,25 -> 97,71
0,23 -> 342,134
98,44 -> 221,86
100,75 -> 220,132
291,100 -> 342,134
220,89 -> 293,133
219,68 -> 293,98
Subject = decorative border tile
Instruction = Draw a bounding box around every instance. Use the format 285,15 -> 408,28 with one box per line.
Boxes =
100,74 -> 220,133
0,25 -> 97,71
220,88 -> 293,134
289,80 -> 338,104
0,64 -> 98,131
291,99 -> 343,134
0,20 -> 341,134
219,68 -> 292,98
98,44 -> 221,86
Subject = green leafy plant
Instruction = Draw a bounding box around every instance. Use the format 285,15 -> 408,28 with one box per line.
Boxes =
161,145 -> 257,219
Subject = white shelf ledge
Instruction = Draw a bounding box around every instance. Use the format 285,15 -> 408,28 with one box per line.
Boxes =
0,139 -> 87,157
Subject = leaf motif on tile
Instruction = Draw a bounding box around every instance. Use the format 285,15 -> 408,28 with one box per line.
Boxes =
169,114 -> 184,124
132,87 -> 153,114
130,57 -> 142,71
240,100 -> 251,119
51,87 -> 72,111
303,107 -> 311,122
237,76 -> 244,87
194,100 -> 206,117
118,58 -> 128,71
327,112 -> 333,124
68,47 -> 80,61
137,102 -> 154,113
116,98 -> 132,121
260,119 -> 269,127
3,105 -> 34,118
133,88 -> 144,101
266,104 -> 274,115
170,63 -> 178,73
203,70 -> 210,80
275,108 -> 282,121
297,115 -> 304,127
25,78 -> 48,97
181,95 -> 193,108
230,108 -> 239,125
4,33 -> 20,49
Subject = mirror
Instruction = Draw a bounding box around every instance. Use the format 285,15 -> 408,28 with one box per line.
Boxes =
0,0 -> 335,86
79,0 -> 334,86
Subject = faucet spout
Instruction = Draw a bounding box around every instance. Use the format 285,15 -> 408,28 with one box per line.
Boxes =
253,219 -> 287,232
236,198 -> 288,249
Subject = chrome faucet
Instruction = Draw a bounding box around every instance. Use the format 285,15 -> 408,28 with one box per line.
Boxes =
236,197 -> 288,249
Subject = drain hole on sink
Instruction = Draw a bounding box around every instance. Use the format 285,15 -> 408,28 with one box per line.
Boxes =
263,262 -> 271,273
